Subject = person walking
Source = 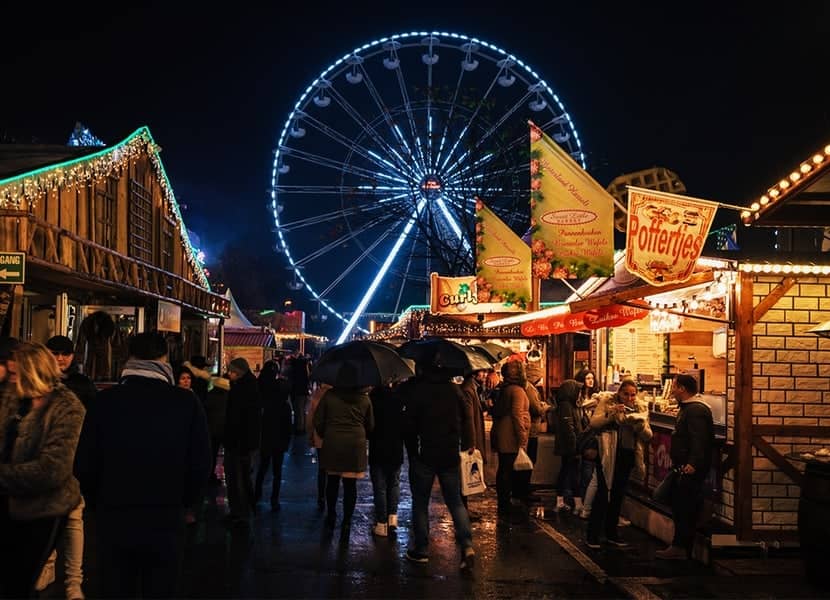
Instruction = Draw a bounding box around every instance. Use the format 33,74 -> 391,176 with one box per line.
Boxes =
289,354 -> 311,435
460,369 -> 487,517
655,373 -> 714,560
553,379 -> 585,513
399,364 -> 476,569
585,379 -> 652,549
73,332 -> 211,598
205,376 -> 230,484
307,382 -> 332,511
313,374 -> 374,536
0,342 -> 86,599
254,362 -> 292,512
574,368 -> 599,520
224,357 -> 262,526
368,382 -> 404,537
490,360 -> 530,515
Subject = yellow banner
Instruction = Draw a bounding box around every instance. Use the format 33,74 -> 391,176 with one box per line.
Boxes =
529,122 -> 614,278
429,273 -> 530,315
625,186 -> 718,286
474,199 -> 532,311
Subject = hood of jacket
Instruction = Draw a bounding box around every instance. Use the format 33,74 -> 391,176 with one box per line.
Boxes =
501,360 -> 526,387
557,379 -> 581,406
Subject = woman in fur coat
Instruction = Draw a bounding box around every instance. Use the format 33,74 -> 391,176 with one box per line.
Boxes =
0,341 -> 86,598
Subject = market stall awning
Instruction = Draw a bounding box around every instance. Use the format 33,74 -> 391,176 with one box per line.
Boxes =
224,327 -> 274,348
741,141 -> 830,227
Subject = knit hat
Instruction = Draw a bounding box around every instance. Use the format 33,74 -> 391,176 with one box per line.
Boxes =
211,376 -> 230,391
46,335 -> 74,354
228,357 -> 250,375
0,336 -> 19,361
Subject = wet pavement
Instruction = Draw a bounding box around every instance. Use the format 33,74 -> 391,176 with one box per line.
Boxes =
44,436 -> 820,599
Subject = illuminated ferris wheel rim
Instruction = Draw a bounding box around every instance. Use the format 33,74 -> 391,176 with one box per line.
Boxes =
270,29 -> 587,334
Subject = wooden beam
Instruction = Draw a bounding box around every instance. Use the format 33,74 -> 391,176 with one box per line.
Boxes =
754,425 -> 830,437
568,270 -> 715,313
734,270 -> 755,541
752,435 -> 803,486
752,277 -> 796,323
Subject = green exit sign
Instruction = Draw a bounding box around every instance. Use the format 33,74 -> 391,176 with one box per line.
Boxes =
0,252 -> 25,284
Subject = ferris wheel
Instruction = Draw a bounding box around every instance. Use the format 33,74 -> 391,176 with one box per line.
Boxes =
270,31 -> 585,342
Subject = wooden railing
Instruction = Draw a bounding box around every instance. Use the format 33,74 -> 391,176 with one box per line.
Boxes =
1,211 -> 229,317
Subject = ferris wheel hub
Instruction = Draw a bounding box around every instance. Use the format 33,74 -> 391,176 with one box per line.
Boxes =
420,175 -> 443,201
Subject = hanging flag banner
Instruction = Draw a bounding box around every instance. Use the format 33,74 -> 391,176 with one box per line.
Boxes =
529,121 -> 614,279
474,199 -> 532,312
625,186 -> 718,286
521,311 -> 587,337
430,273 -> 527,315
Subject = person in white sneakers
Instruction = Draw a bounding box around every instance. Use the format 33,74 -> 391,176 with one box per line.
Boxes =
368,382 -> 404,537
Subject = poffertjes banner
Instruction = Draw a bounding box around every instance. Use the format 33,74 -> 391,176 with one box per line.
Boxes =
474,199 -> 532,311
529,121 -> 614,279
625,187 -> 718,286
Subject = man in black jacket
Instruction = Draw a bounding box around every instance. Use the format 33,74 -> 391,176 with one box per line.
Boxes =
46,335 -> 97,410
225,357 -> 262,525
656,373 -> 714,560
74,332 -> 211,597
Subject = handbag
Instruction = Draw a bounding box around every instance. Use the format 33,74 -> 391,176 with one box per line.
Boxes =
653,468 -> 680,504
460,449 -> 487,496
513,447 -> 534,471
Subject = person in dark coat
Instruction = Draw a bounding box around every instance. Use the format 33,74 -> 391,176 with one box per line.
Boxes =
460,369 -> 487,517
313,376 -> 374,535
74,331 -> 211,598
289,354 -> 311,434
398,365 -> 476,569
46,335 -> 97,410
224,357 -> 262,525
553,379 -> 584,512
254,361 -> 292,511
368,383 -> 404,537
205,376 -> 229,483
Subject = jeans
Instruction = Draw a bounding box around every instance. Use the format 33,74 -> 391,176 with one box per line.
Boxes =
581,459 -> 598,511
255,449 -> 286,506
370,463 -> 401,523
409,457 -> 473,554
556,454 -> 580,499
225,448 -> 255,518
587,448 -> 634,543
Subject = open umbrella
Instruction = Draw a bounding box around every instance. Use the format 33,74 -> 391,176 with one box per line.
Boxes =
399,338 -> 492,375
469,342 -> 513,364
311,340 -> 415,387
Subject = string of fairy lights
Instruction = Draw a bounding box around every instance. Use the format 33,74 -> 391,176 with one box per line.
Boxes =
0,126 -> 210,290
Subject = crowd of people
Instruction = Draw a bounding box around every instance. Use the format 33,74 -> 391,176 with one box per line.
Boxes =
0,332 -> 713,598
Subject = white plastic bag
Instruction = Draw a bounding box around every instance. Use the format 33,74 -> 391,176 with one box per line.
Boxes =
513,447 -> 534,471
460,449 -> 486,496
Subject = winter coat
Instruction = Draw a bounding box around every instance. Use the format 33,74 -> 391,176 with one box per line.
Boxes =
526,382 -> 547,438
670,398 -> 714,476
307,384 -> 332,449
62,364 -> 98,411
0,384 -> 85,520
314,387 -> 374,473
590,391 -> 652,480
491,361 -> 530,453
224,371 -> 262,453
460,376 -> 486,458
398,369 -> 473,470
554,379 -> 583,456
368,385 -> 404,468
259,377 -> 292,454
204,386 -> 228,439
75,373 -> 211,511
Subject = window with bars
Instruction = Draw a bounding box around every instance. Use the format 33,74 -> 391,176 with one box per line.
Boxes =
93,177 -> 118,249
129,180 -> 153,263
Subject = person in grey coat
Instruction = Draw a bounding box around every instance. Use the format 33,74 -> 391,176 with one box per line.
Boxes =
314,382 -> 374,535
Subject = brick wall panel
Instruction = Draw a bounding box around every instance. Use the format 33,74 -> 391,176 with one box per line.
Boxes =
777,350 -> 808,362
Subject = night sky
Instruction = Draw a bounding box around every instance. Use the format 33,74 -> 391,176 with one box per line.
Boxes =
4,2 -> 830,334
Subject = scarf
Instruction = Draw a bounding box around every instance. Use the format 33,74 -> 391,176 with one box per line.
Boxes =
120,359 -> 175,385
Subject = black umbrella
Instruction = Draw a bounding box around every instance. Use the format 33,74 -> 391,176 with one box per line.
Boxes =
399,338 -> 492,376
470,342 -> 513,364
311,340 -> 415,387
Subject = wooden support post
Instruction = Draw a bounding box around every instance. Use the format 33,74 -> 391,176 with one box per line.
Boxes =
734,270 -> 755,541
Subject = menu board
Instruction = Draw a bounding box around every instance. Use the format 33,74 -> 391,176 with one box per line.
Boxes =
611,320 -> 664,379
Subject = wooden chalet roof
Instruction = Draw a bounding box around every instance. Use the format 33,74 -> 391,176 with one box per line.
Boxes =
741,140 -> 830,227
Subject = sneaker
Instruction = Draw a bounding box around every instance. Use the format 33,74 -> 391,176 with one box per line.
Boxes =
655,545 -> 688,560
585,538 -> 601,550
606,536 -> 630,548
388,514 -> 398,529
373,522 -> 388,537
618,516 -> 631,527
405,548 -> 429,564
460,547 -> 475,570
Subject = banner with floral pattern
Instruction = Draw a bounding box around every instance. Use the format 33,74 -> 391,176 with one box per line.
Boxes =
529,121 -> 614,278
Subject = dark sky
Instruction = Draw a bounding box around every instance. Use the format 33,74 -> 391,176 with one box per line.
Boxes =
4,2 -> 830,331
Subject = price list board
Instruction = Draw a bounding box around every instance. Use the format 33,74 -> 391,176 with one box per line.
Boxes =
611,321 -> 664,379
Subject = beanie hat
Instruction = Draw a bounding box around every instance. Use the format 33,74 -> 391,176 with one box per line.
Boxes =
229,357 -> 250,375
46,335 -> 74,354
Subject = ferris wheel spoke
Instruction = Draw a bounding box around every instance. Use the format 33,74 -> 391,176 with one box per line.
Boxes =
317,226 -> 395,298
280,146 -> 410,184
433,68 -> 469,171
275,184 -> 411,196
442,151 -> 498,185
393,226 -> 421,315
325,85 -> 420,179
278,198 -> 407,232
336,198 -> 428,343
293,210 -> 403,267
463,91 -> 534,159
391,66 -> 429,176
435,196 -> 473,259
293,110 -> 418,179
